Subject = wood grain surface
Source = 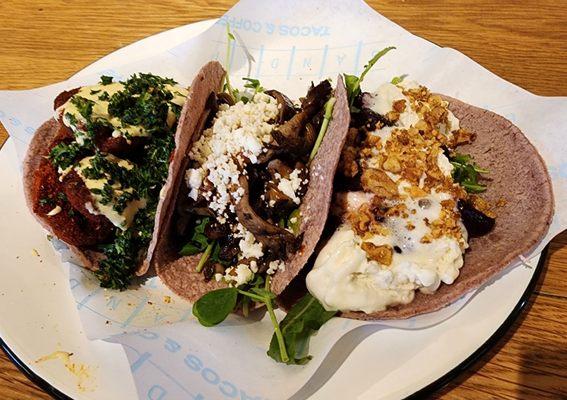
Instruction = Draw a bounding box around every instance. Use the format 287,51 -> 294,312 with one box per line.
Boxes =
0,1 -> 565,399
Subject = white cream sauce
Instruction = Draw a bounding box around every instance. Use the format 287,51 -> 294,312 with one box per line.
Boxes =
307,80 -> 467,313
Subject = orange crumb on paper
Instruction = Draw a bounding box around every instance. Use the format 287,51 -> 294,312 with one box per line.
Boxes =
163,295 -> 172,304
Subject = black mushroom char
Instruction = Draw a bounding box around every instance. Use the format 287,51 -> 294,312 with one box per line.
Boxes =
272,80 -> 332,155
235,174 -> 297,257
264,90 -> 297,123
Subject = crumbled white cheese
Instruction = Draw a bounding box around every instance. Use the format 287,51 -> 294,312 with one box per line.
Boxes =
186,168 -> 205,200
277,169 -> 303,205
188,93 -> 278,216
236,223 -> 264,259
223,264 -> 254,287
267,260 -> 286,275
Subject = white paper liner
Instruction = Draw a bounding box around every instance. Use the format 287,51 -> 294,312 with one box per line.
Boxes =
1,0 -> 565,398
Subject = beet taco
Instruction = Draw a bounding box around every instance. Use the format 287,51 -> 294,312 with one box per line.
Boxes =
23,64 -> 219,289
301,48 -> 554,320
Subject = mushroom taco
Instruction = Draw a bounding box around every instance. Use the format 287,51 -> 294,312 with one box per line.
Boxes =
151,61 -> 350,308
22,65 -> 217,289
301,48 -> 554,320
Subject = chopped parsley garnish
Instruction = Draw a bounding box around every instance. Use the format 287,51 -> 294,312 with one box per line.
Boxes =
100,75 -> 114,85
70,96 -> 95,119
98,92 -> 110,101
108,73 -> 177,134
449,153 -> 488,193
38,197 -> 52,207
90,89 -> 101,95
49,141 -> 84,171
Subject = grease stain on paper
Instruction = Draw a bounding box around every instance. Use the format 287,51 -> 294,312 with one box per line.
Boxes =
35,350 -> 96,392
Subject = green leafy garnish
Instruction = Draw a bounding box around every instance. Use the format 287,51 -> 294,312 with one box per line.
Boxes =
242,77 -> 263,94
193,287 -> 238,327
108,73 -> 177,134
193,276 -> 290,363
309,96 -> 336,161
449,153 -> 489,193
49,141 -> 84,171
267,293 -> 337,365
390,74 -> 408,85
179,217 -> 211,256
222,25 -> 237,103
70,96 -> 95,119
344,46 -> 396,106
287,208 -> 301,236
100,75 -> 114,85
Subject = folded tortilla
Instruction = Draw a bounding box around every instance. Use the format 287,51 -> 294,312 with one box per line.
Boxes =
341,96 -> 554,320
22,61 -> 223,276
152,68 -> 351,301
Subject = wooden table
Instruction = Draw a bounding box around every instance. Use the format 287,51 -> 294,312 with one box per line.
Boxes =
0,1 -> 565,398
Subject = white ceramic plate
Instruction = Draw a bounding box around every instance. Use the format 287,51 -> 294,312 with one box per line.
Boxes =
0,19 -> 545,400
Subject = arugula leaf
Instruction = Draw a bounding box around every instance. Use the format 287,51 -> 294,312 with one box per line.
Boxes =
193,275 -> 290,363
449,153 -> 488,193
192,287 -> 238,327
267,293 -> 337,365
242,77 -> 264,94
179,217 -> 211,256
179,243 -> 202,256
344,46 -> 396,106
309,97 -> 336,161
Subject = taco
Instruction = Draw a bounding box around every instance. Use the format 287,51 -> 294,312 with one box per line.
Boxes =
304,76 -> 554,320
151,63 -> 350,306
22,65 -> 220,289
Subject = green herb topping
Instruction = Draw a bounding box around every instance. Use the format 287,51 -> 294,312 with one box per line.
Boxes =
267,293 -> 337,365
449,153 -> 489,193
100,75 -> 114,85
344,46 -> 396,107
